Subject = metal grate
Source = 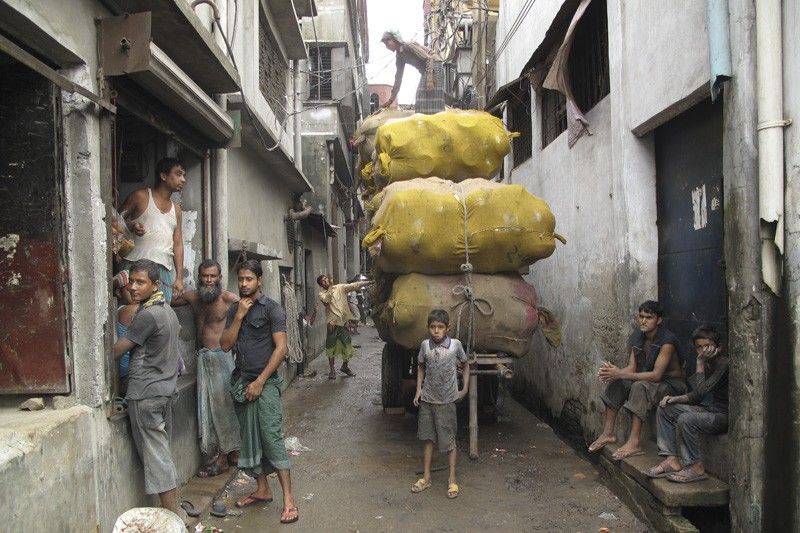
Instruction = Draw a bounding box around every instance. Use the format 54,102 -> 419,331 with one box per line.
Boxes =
309,46 -> 333,100
259,10 -> 289,124
541,0 -> 609,148
509,79 -> 532,167
569,0 -> 610,114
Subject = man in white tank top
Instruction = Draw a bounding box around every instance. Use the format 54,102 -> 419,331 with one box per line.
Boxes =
120,157 -> 186,302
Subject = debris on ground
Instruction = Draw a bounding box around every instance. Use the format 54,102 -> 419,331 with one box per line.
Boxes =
19,397 -> 45,411
598,512 -> 619,520
284,436 -> 311,452
303,493 -> 314,501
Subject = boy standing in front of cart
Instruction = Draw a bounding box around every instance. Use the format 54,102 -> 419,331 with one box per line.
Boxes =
412,309 -> 470,499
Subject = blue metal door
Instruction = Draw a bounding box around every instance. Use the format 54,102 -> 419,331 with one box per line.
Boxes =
655,98 -> 726,376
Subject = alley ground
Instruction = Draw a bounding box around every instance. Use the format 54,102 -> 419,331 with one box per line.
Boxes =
199,325 -> 644,532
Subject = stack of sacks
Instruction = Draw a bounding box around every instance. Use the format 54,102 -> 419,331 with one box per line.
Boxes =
365,178 -> 560,356
359,111 -> 560,357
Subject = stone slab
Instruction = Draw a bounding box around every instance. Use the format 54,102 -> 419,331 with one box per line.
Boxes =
602,443 -> 729,507
598,454 -> 700,533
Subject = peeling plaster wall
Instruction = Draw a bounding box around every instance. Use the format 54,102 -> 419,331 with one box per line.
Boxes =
227,145 -> 295,298
496,0 -> 708,447
0,1 -> 204,528
782,0 -> 800,524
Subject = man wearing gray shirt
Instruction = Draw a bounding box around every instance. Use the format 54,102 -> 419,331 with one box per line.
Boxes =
411,309 -> 470,499
113,259 -> 181,517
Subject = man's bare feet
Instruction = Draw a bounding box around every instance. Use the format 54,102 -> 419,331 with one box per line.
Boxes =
588,434 -> 616,453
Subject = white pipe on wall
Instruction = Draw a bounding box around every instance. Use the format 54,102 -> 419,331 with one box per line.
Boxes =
755,0 -> 790,294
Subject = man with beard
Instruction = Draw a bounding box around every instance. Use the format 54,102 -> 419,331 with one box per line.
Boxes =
172,259 -> 241,477
220,260 -> 298,524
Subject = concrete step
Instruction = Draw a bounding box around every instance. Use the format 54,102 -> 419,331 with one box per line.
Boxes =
602,443 -> 729,508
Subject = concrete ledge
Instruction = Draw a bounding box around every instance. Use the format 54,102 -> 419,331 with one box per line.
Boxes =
602,443 -> 729,508
598,454 -> 700,533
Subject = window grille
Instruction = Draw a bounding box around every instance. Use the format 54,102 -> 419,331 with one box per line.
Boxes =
541,89 -> 567,148
259,10 -> 289,124
509,79 -> 532,167
541,0 -> 609,148
309,46 -> 333,100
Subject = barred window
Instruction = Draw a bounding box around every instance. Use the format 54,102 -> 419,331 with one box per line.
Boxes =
509,79 -> 532,167
259,10 -> 289,124
541,0 -> 609,148
309,47 -> 333,100
541,89 -> 567,148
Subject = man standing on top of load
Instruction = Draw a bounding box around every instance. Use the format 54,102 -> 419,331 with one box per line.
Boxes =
317,274 -> 372,380
380,30 -> 445,114
120,157 -> 186,302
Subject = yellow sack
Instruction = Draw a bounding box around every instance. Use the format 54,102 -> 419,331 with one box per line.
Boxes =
362,178 -> 561,275
353,109 -> 416,170
373,110 -> 517,188
376,272 -> 539,357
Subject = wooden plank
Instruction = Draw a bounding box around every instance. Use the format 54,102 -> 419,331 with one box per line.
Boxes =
468,373 -> 478,459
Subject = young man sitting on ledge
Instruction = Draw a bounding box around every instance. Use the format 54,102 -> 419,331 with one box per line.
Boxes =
646,324 -> 729,483
588,300 -> 687,460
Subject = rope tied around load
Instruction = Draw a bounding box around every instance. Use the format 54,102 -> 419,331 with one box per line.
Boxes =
454,183 -> 492,353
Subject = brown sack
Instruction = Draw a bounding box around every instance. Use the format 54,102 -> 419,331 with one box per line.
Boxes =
376,272 -> 539,357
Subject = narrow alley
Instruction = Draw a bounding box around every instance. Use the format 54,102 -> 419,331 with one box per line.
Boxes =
198,325 -> 642,532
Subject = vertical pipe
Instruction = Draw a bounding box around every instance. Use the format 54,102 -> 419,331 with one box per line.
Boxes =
213,95 -> 229,288
202,150 -> 212,259
756,0 -> 786,294
293,59 -> 303,173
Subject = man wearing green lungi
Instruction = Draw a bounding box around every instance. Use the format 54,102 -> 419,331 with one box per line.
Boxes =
316,274 -> 373,380
220,260 -> 298,524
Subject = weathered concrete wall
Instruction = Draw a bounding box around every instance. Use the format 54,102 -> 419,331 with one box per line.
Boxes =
623,1 -> 710,131
496,0 -> 713,456
0,1 -> 211,529
0,380 -> 200,532
780,0 -> 800,528
509,97 -> 639,445
227,144 -> 296,298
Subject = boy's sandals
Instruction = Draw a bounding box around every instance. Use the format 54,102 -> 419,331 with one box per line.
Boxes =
447,483 -> 459,499
411,478 -> 431,493
667,467 -> 708,483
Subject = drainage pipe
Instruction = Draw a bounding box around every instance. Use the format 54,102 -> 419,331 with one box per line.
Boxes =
213,94 -> 229,286
202,150 -> 212,258
293,59 -> 303,172
756,0 -> 790,294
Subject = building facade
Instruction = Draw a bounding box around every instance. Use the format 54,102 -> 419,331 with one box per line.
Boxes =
491,0 -> 797,530
0,0 -> 366,529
